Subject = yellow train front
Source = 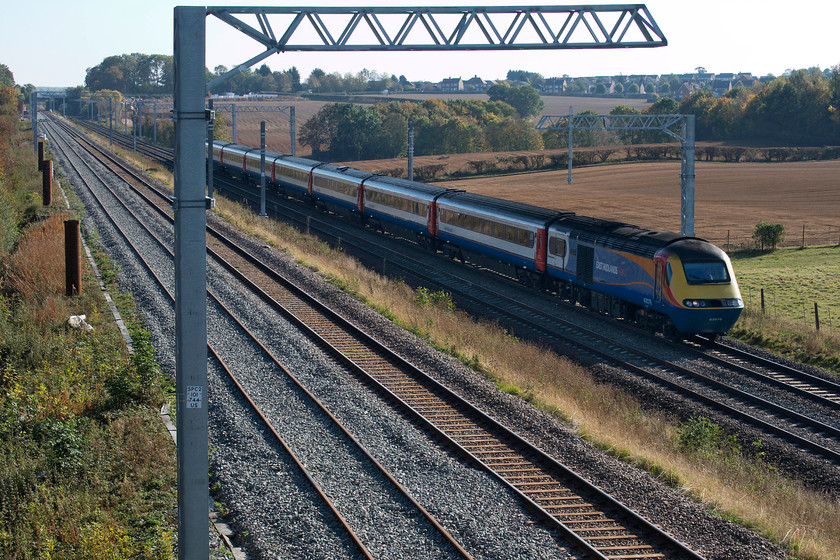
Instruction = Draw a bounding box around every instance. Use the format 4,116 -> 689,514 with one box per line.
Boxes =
653,238 -> 743,337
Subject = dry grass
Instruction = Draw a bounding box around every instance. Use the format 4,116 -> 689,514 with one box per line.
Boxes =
211,196 -> 839,559
70,117 -> 839,558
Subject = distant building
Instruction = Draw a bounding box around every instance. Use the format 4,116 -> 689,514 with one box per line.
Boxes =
711,78 -> 732,97
440,77 -> 463,92
463,75 -> 490,92
677,82 -> 701,99
541,77 -> 567,94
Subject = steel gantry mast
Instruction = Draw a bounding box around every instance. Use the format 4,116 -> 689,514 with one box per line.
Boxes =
173,5 -> 667,559
537,112 -> 696,236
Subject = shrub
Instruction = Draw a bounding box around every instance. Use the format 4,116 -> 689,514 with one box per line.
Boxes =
753,220 -> 785,250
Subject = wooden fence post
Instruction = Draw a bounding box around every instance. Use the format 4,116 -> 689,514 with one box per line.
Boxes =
814,302 -> 820,331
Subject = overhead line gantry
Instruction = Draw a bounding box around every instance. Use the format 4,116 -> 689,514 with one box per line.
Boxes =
173,5 -> 667,559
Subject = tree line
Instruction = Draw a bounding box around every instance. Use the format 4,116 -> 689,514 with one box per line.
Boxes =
299,97 -> 545,161
72,54 -> 840,151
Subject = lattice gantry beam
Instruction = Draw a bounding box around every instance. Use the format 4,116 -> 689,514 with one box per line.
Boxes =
537,114 -> 687,142
208,5 -> 667,51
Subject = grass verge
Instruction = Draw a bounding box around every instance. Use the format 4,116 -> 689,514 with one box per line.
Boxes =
68,119 -> 840,558
1,119 -> 177,559
209,195 -> 839,560
729,246 -> 840,374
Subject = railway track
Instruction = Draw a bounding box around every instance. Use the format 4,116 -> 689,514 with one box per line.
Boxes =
44,116 -> 480,559
48,114 -> 708,559
200,153 -> 840,469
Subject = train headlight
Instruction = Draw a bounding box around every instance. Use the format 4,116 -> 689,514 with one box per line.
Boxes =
683,299 -> 705,308
724,298 -> 743,307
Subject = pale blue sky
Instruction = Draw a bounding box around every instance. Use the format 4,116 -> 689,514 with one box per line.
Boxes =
3,1 -> 837,87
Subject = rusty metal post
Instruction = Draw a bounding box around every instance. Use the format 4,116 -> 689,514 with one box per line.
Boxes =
42,159 -> 53,206
37,139 -> 45,171
65,220 -> 81,296
815,302 -> 820,331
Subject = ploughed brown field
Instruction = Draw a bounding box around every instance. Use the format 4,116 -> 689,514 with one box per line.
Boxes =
434,159 -> 840,249
220,96 -> 840,249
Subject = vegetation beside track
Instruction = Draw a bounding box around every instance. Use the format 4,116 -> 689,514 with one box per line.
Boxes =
0,104 -> 176,556
729,246 -> 840,374
209,195 -> 839,560
80,119 -> 840,559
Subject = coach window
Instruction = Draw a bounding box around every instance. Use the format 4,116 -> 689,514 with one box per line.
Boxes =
665,262 -> 673,285
549,236 -> 566,257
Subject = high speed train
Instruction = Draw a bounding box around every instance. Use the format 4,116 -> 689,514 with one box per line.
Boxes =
211,140 -> 743,339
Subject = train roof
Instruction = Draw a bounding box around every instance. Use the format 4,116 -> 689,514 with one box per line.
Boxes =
437,190 -> 565,224
273,154 -> 322,168
552,214 -> 696,257
315,163 -> 374,181
364,175 -> 450,197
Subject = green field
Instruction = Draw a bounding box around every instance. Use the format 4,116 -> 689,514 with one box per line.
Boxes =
728,245 -> 840,373
731,245 -> 840,328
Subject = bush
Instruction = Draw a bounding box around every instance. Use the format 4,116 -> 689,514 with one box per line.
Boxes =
753,220 -> 785,250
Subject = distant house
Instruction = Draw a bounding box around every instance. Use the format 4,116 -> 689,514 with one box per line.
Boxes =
463,75 -> 490,92
677,82 -> 701,100
440,77 -> 463,92
711,78 -> 732,97
541,77 -> 567,94
733,73 -> 758,89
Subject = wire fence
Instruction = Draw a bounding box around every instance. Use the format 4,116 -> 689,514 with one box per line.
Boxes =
741,286 -> 835,334
708,225 -> 840,252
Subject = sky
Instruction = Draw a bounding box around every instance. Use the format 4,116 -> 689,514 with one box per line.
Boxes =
2,0 -> 838,88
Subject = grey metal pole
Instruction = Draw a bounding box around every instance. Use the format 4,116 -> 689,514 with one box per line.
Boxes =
62,97 -> 66,118
31,93 -> 37,153
681,114 -> 696,236
567,106 -> 573,185
109,98 -> 113,146
289,106 -> 296,157
207,98 -> 214,199
173,7 -> 209,560
153,100 -> 158,144
407,117 -> 414,181
260,120 -> 267,216
138,101 -> 143,140
232,103 -> 237,143
133,110 -> 137,152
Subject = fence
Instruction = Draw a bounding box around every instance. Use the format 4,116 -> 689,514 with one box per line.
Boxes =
709,225 -> 840,252
741,286 -> 835,333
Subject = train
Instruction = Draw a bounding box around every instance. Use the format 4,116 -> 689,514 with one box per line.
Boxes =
210,140 -> 744,339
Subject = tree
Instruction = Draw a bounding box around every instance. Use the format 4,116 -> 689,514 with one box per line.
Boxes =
487,84 -> 544,118
0,64 -> 13,87
753,220 -> 785,250
610,104 -> 642,144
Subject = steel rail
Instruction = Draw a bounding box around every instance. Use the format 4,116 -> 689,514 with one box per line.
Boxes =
45,116 -> 472,560
49,113 -> 701,560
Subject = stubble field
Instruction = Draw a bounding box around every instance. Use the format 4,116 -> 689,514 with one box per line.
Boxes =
221,95 -> 839,248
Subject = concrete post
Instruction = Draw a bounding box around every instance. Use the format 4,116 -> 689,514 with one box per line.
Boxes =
38,139 -> 45,171
173,7 -> 209,560
64,220 -> 81,296
42,160 -> 52,206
